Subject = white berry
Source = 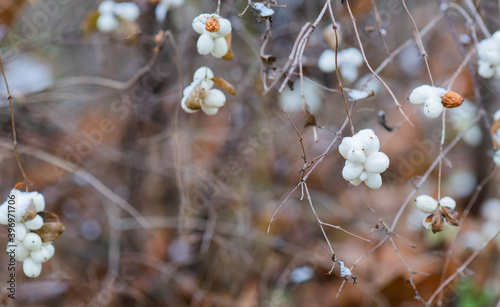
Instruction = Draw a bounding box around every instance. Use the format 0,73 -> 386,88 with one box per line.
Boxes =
364,152 -> 390,173
203,89 -> 226,108
196,33 -> 215,55
24,214 -> 44,230
415,195 -> 439,213
23,257 -> 42,278
342,161 -> 364,181
23,233 -> 42,251
439,196 -> 456,210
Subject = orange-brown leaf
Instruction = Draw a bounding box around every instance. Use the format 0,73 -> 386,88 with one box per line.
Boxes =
213,77 -> 236,96
32,211 -> 65,242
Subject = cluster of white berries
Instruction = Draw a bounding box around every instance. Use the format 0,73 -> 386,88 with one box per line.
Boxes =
339,129 -> 390,189
318,47 -> 364,82
97,1 -> 140,33
181,67 -> 226,115
415,194 -> 460,233
477,31 -> 500,79
0,190 -> 55,278
408,85 -> 448,118
155,0 -> 184,22
192,14 -> 232,58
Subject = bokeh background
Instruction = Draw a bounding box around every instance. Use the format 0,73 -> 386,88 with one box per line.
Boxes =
1,0 -> 500,306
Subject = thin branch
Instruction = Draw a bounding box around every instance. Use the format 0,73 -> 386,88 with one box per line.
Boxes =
0,52 -> 30,188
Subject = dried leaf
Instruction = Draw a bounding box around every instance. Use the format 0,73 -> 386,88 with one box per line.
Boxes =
32,211 -> 65,242
223,33 -> 233,61
441,206 -> 461,226
82,11 -> 100,37
431,212 -> 444,234
491,120 -> 500,150
23,201 -> 37,222
212,77 -> 237,96
304,109 -> 317,127
184,84 -> 202,110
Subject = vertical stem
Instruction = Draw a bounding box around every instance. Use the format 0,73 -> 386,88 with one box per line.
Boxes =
0,52 -> 30,189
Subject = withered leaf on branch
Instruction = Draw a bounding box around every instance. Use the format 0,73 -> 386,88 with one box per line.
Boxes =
431,212 -> 444,234
23,201 -> 37,222
304,109 -> 317,127
212,77 -> 237,96
491,120 -> 500,149
32,212 -> 65,242
441,206 -> 461,226
185,84 -> 202,110
82,11 -> 100,37
223,33 -> 234,61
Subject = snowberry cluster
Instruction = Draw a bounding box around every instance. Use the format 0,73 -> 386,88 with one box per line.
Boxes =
408,85 -> 466,118
181,67 -> 226,115
415,194 -> 460,233
155,0 -> 184,22
0,190 -> 55,278
477,31 -> 500,79
192,13 -> 232,58
318,47 -> 364,83
97,1 -> 140,33
338,129 -> 390,189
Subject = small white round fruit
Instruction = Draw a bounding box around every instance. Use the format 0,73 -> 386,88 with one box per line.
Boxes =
201,104 -> 219,116
358,171 -> 368,182
7,242 -> 30,261
318,49 -> 336,73
493,150 -> 500,166
342,161 -> 364,181
193,66 -> 214,81
23,257 -> 42,278
199,80 -> 212,97
44,243 -> 56,259
350,177 -> 363,186
346,148 -> 366,164
338,47 -> 363,67
216,18 -> 232,36
0,204 -> 8,225
97,14 -> 118,33
196,33 -> 215,55
478,60 -> 495,79
23,233 -> 42,251
364,152 -> 390,173
31,247 -> 51,263
415,194 -> 439,213
364,172 -> 382,189
423,96 -> 444,118
358,134 -> 380,156
211,37 -> 229,58
439,196 -> 456,210
24,214 -> 44,230
98,1 -> 115,14
15,223 -> 28,241
338,136 -> 353,159
30,192 -> 46,212
115,2 -> 140,21
409,85 -> 434,105
202,89 -> 226,108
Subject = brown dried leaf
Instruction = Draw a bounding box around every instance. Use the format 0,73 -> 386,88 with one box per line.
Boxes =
32,212 -> 65,242
23,201 -> 37,222
491,120 -> 500,150
431,212 -> 444,234
441,206 -> 461,226
212,77 -> 237,96
304,109 -> 317,127
223,33 -> 233,61
185,84 -> 202,110
82,11 -> 100,37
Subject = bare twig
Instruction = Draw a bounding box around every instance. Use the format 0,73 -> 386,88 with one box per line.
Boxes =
0,52 -> 30,188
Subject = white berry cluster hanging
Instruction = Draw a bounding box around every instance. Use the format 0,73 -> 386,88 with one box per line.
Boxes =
318,47 -> 364,83
155,0 -> 184,22
97,0 -> 140,33
477,31 -> 500,79
181,67 -> 227,115
408,85 -> 464,118
192,13 -> 232,58
414,194 -> 460,233
338,129 -> 390,190
0,189 -> 64,278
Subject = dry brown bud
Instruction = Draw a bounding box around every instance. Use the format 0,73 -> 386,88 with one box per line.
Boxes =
441,91 -> 464,108
205,18 -> 220,33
